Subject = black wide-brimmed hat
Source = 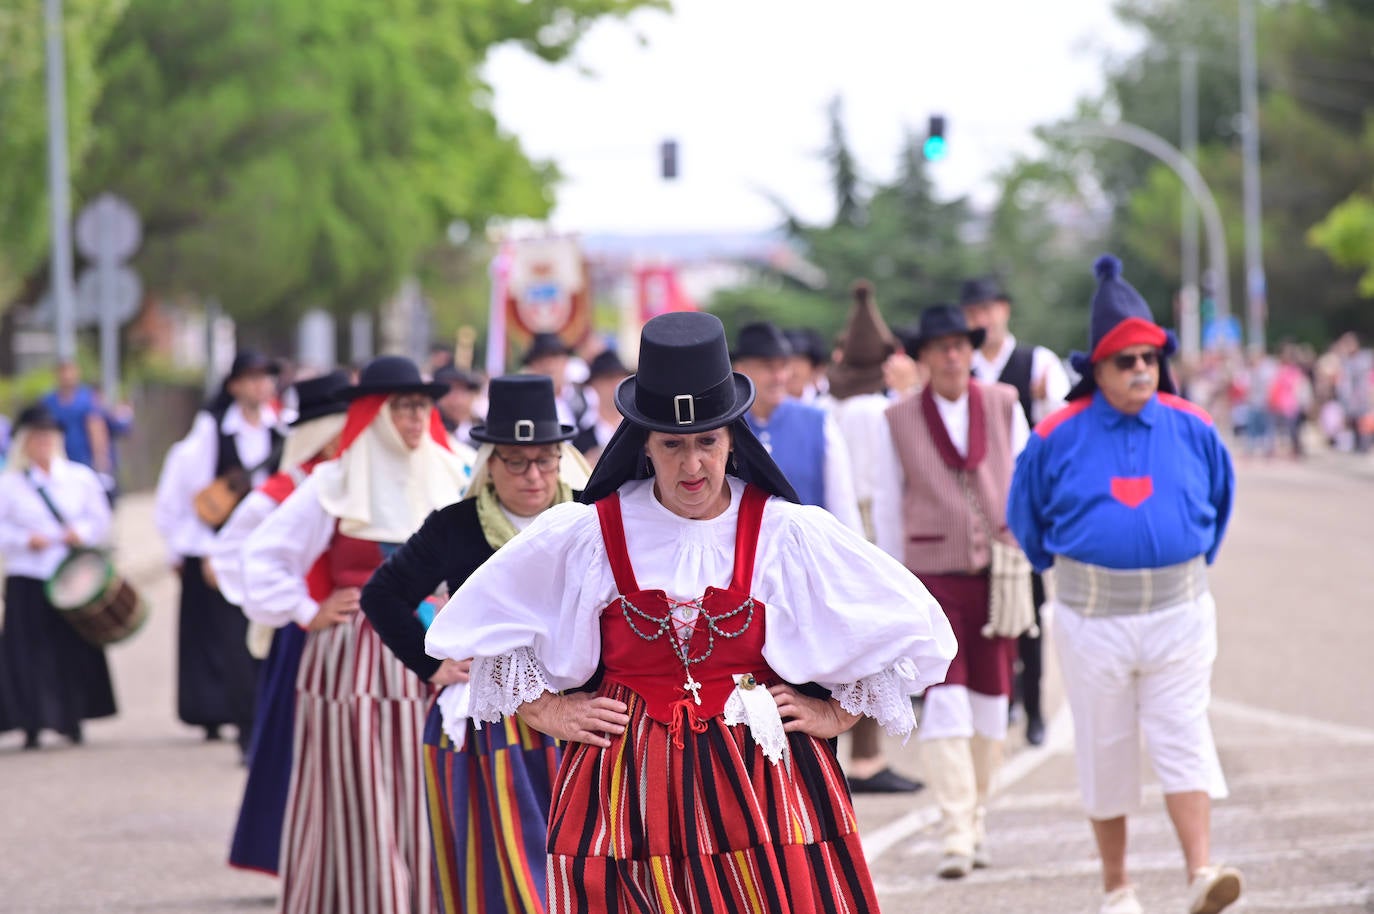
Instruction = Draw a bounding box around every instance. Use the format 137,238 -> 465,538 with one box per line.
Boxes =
784,327 -> 828,366
15,403 -> 61,432
521,332 -> 573,366
587,349 -> 631,381
289,370 -> 352,426
731,321 -> 793,362
908,304 -> 987,354
226,349 -> 280,382
959,277 -> 1011,308
339,355 -> 447,401
615,312 -> 755,434
470,375 -> 576,445
433,365 -> 483,391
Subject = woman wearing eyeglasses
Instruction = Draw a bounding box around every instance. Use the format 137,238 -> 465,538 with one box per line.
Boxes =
360,375 -> 589,914
426,313 -> 957,912
240,356 -> 470,914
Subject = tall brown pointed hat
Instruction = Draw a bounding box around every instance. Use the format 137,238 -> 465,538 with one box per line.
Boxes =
828,279 -> 898,400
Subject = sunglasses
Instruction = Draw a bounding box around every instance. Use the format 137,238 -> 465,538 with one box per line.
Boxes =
1111,350 -> 1160,371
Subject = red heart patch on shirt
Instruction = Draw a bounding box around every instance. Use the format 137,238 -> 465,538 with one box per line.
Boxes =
1110,476 -> 1154,509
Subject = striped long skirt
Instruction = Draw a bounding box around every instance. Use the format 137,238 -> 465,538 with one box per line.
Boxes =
546,682 -> 880,914
277,614 -> 437,914
422,700 -> 562,913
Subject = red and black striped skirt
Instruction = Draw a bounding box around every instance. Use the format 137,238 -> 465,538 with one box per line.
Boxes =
546,681 -> 880,914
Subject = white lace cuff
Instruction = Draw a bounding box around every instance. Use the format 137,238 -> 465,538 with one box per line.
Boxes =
723,673 -> 788,764
469,647 -> 552,724
831,659 -> 921,741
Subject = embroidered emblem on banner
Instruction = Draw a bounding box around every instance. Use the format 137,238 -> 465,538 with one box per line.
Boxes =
1110,476 -> 1154,509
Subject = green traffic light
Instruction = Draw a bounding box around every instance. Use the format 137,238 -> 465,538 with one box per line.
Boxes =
923,135 -> 947,161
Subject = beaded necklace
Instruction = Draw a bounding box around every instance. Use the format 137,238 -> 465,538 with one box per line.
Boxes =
616,592 -> 757,704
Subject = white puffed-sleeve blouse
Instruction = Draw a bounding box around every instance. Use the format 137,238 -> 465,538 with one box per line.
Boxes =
426,477 -> 957,737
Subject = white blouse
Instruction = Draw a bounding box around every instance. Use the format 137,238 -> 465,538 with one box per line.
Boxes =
239,474 -> 338,628
207,489 -> 280,615
426,477 -> 958,737
0,460 -> 112,579
153,404 -> 279,560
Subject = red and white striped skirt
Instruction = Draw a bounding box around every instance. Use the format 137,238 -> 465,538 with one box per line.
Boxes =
277,614 -> 437,914
546,681 -> 880,914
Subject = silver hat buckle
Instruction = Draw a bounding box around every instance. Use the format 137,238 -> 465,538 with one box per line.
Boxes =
673,394 -> 695,425
514,419 -> 535,442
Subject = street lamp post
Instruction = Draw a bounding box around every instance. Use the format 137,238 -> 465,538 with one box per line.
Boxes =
44,0 -> 77,362
1049,120 -> 1231,363
1239,0 -> 1268,354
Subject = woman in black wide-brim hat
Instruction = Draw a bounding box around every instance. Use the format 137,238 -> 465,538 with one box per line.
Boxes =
0,405 -> 116,749
239,354 -> 470,914
427,312 -> 958,912
360,374 -> 589,914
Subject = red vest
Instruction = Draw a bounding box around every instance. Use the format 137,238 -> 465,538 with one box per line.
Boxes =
595,485 -> 775,745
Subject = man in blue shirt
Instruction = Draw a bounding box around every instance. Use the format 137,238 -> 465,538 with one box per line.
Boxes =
42,361 -> 133,498
1008,256 -> 1241,914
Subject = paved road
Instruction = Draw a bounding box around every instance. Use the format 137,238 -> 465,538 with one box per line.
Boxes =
1,457 -> 1371,913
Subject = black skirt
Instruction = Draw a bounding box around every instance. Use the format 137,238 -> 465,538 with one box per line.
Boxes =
176,557 -> 259,742
0,575 -> 117,736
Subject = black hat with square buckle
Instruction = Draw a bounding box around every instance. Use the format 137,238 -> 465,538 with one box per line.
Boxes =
581,312 -> 798,505
470,375 -> 577,445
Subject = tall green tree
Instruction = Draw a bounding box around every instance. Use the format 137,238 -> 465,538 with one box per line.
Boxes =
0,0 -> 125,304
1046,0 -> 1374,344
1,0 -> 659,329
77,0 -> 657,329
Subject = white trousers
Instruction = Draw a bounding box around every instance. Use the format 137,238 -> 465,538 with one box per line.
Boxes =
1052,594 -> 1228,820
918,685 -> 1010,741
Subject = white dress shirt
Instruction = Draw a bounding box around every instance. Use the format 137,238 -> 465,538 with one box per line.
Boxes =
971,334 -> 1071,424
0,460 -> 112,579
154,403 -> 279,560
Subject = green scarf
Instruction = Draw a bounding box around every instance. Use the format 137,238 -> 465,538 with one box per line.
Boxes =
475,479 -> 574,551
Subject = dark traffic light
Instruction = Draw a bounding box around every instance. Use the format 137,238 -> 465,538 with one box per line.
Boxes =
923,115 -> 947,161
660,140 -> 679,180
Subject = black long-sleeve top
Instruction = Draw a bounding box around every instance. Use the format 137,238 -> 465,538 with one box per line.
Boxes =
360,498 -> 495,680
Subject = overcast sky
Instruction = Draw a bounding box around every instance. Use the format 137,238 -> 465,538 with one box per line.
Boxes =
483,0 -> 1141,235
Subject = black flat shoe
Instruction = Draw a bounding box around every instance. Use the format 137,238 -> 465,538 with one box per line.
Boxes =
1025,714 -> 1045,746
22,731 -> 40,750
848,767 -> 925,794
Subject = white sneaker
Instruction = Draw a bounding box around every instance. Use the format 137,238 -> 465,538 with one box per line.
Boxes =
1100,886 -> 1144,914
1188,864 -> 1242,914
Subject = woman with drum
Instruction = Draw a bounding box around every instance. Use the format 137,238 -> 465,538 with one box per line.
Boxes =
0,404 -> 116,750
361,375 -> 588,914
425,312 -> 959,912
241,356 -> 469,914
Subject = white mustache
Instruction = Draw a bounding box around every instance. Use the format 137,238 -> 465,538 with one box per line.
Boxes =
1128,372 -> 1155,388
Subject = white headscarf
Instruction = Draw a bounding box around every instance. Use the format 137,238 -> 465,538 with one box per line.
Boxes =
314,398 -> 471,542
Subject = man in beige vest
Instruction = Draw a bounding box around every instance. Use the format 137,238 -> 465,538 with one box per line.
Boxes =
874,304 -> 1029,879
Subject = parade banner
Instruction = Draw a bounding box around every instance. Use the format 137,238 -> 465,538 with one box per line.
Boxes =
503,237 -> 591,356
634,264 -> 697,324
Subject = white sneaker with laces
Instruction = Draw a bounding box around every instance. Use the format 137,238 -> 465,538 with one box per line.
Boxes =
1188,864 -> 1242,914
1100,886 -> 1144,914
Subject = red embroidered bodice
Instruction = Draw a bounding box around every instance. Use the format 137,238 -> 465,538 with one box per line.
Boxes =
595,485 -> 776,740
328,530 -> 392,589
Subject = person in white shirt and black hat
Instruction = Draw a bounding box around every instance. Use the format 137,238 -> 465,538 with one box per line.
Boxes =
362,374 -> 589,914
154,349 -> 284,750
874,303 -> 1033,880
239,354 -> 469,914
426,311 -> 956,912
961,277 -> 1071,748
0,405 -> 116,750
